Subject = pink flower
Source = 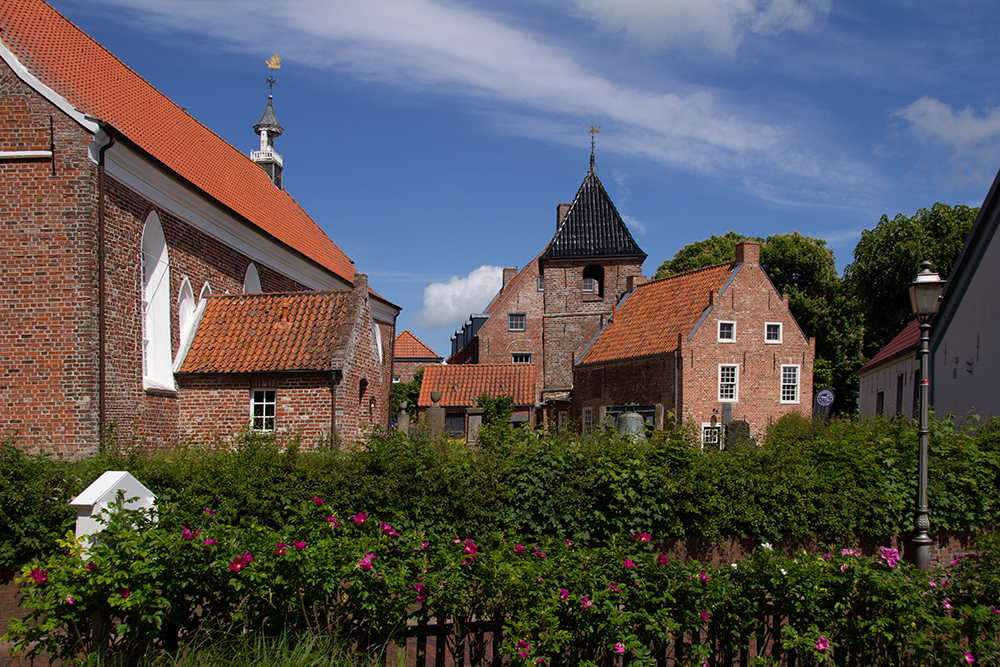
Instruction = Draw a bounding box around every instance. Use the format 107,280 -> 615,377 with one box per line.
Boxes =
632,531 -> 651,543
951,554 -> 965,565
66,596 -> 76,605
293,541 -> 306,550
229,552 -> 253,572
182,528 -> 200,541
815,636 -> 829,651
943,598 -> 953,610
86,562 -> 96,572
559,588 -> 569,600
515,543 -> 526,554
203,508 -> 214,516
623,558 -> 636,568
565,539 -> 575,546
326,515 -> 341,526
353,511 -> 368,524
840,563 -> 849,572
415,542 -> 429,551
276,542 -> 287,555
657,554 -> 670,565
202,539 -> 217,549
841,548 -> 861,556
517,639 -> 530,658
880,546 -> 899,568
358,552 -> 375,571
964,651 -> 975,664
991,605 -> 1000,614
464,538 -> 478,556
819,553 -> 831,560
29,568 -> 47,584
613,642 -> 625,654
581,595 -> 593,609
532,545 -> 547,559
311,497 -> 324,505
379,521 -> 398,536
700,571 -> 709,582
409,582 -> 427,603
701,609 -> 710,621
119,588 -> 130,599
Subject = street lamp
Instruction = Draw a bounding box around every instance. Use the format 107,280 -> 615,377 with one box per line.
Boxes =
909,260 -> 945,571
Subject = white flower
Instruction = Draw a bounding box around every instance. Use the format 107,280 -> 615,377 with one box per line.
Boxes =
731,563 -> 738,569
780,568 -> 788,575
761,542 -> 773,551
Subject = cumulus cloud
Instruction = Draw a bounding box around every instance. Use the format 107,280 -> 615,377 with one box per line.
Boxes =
621,214 -> 648,235
894,97 -> 1000,185
569,0 -> 831,55
414,265 -> 503,328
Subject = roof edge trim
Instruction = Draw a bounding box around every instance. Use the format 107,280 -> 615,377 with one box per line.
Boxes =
717,263 -> 742,298
0,37 -> 99,134
688,304 -> 714,341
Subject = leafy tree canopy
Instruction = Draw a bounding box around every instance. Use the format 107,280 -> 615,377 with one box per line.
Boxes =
391,368 -> 422,420
844,203 -> 978,356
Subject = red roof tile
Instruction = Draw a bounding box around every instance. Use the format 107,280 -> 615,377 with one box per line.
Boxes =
418,364 -> 536,407
858,319 -> 920,373
0,0 -> 357,283
394,330 -> 441,360
179,291 -> 356,373
580,263 -> 734,365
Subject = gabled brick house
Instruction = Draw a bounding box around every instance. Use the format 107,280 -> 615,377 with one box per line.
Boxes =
0,0 -> 398,454
393,330 -> 443,384
417,364 -> 537,434
573,243 -> 814,442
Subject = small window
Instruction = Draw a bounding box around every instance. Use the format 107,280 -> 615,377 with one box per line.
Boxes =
582,407 -> 593,434
702,423 -> 723,449
718,321 -> 735,342
781,365 -> 800,404
508,313 -> 526,331
392,375 -> 401,383
876,391 -> 885,416
765,322 -> 782,344
582,265 -> 604,297
251,389 -> 276,431
445,412 -> 465,436
582,277 -> 597,293
557,411 -> 567,431
537,275 -> 544,292
511,353 -> 532,364
719,364 -> 739,402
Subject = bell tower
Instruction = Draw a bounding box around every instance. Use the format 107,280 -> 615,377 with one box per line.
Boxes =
251,54 -> 284,189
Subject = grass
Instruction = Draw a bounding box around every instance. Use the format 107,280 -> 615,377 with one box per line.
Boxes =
137,632 -> 377,667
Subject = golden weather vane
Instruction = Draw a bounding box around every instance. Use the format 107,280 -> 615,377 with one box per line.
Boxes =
589,125 -> 600,134
265,54 -> 281,95
589,126 -> 601,168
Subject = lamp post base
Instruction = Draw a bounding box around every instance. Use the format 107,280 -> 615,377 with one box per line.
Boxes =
909,534 -> 932,571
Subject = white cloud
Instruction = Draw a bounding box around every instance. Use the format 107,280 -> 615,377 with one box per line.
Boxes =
621,214 -> 648,235
414,265 -> 503,328
71,0 -> 873,205
569,0 -> 831,55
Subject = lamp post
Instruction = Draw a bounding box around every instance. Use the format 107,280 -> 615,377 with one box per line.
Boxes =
909,260 -> 945,571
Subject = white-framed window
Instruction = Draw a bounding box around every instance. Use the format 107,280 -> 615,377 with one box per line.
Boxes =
765,322 -> 782,344
508,313 -> 526,331
582,277 -> 597,293
718,321 -> 735,342
511,353 -> 532,364
251,389 -> 276,431
701,422 -> 723,449
537,275 -> 544,291
781,365 -> 800,404
582,407 -> 593,434
392,375 -> 401,383
718,364 -> 739,402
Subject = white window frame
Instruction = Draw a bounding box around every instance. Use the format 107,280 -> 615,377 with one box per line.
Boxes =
508,313 -> 526,331
537,275 -> 544,292
511,353 -> 532,364
582,407 -> 593,434
765,322 -> 782,344
718,321 -> 736,343
392,375 -> 401,383
582,277 -> 597,293
718,364 -> 739,402
780,364 -> 800,404
701,422 -> 723,449
251,388 -> 277,432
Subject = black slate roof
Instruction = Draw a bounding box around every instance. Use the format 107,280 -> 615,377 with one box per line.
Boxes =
254,96 -> 283,137
541,161 -> 645,261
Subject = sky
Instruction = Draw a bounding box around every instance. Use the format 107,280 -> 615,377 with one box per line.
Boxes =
49,0 -> 1000,358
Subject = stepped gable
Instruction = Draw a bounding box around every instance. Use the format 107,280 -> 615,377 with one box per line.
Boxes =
394,330 -> 441,360
418,364 -> 536,407
178,291 -> 356,374
540,162 -> 646,261
579,263 -> 734,365
0,0 -> 357,284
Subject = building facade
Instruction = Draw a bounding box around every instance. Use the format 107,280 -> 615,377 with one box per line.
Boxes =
393,330 -> 443,384
857,320 -> 920,419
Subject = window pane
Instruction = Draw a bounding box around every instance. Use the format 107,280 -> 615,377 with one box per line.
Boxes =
766,323 -> 781,341
508,313 -> 526,331
719,322 -> 734,340
781,366 -> 798,402
719,365 -> 737,400
582,278 -> 596,293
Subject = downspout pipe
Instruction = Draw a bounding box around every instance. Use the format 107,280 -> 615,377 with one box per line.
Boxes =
95,124 -> 116,452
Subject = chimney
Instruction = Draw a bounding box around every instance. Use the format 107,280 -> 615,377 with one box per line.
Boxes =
627,275 -> 647,292
556,203 -> 571,229
734,242 -> 759,267
502,267 -> 518,289
353,273 -> 368,291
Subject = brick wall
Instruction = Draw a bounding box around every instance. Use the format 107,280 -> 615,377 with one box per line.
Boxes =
573,354 -> 677,418
393,359 -> 439,384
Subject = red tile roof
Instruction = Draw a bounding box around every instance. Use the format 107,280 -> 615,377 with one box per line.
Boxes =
178,291 -> 356,373
579,263 -> 734,365
418,364 -> 536,407
485,250 -> 544,316
0,0 -> 357,284
394,330 -> 441,360
858,319 -> 920,374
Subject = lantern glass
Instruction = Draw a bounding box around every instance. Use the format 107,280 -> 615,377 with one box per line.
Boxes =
909,263 -> 945,317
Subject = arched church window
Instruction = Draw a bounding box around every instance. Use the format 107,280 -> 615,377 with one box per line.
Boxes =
141,211 -> 175,391
244,263 -> 262,293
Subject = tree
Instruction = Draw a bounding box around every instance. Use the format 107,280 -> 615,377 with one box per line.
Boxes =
476,393 -> 514,428
655,231 -> 760,278
391,368 -> 423,421
844,203 -> 978,357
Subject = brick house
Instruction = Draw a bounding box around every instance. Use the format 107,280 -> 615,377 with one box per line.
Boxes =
573,243 -> 814,442
393,330 -> 443,384
417,364 -> 537,435
857,320 -> 920,419
448,154 -> 645,426
0,0 -> 398,455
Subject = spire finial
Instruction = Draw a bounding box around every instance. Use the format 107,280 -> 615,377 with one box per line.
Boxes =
589,125 -> 600,171
265,53 -> 281,96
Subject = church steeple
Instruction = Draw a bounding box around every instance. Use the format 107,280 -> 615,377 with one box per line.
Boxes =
251,55 -> 284,189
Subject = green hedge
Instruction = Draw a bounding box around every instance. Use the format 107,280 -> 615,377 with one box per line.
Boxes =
4,413 -> 1000,571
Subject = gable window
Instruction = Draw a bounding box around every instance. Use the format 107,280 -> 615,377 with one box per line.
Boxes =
765,322 -> 782,344
702,422 -> 723,449
251,389 -> 276,431
718,321 -> 735,342
508,313 -> 526,331
582,407 -> 593,434
582,265 -> 604,297
141,211 -> 175,392
511,353 -> 532,364
781,365 -> 800,404
537,275 -> 544,291
718,364 -> 739,402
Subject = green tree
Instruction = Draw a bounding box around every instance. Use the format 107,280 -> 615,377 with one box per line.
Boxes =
391,368 -> 422,420
844,203 -> 978,357
655,231 -> 760,278
476,393 -> 514,428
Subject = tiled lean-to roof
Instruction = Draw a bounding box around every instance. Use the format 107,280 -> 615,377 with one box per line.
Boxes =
394,330 -> 442,360
579,263 -> 735,365
418,364 -> 537,407
178,292 -> 356,374
541,161 -> 646,261
858,320 -> 920,374
0,0 -> 357,284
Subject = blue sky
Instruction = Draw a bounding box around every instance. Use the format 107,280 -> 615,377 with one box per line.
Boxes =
51,0 -> 1000,357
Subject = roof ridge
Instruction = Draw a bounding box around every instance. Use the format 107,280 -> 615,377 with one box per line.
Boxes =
207,289 -> 352,300
640,260 -> 734,288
